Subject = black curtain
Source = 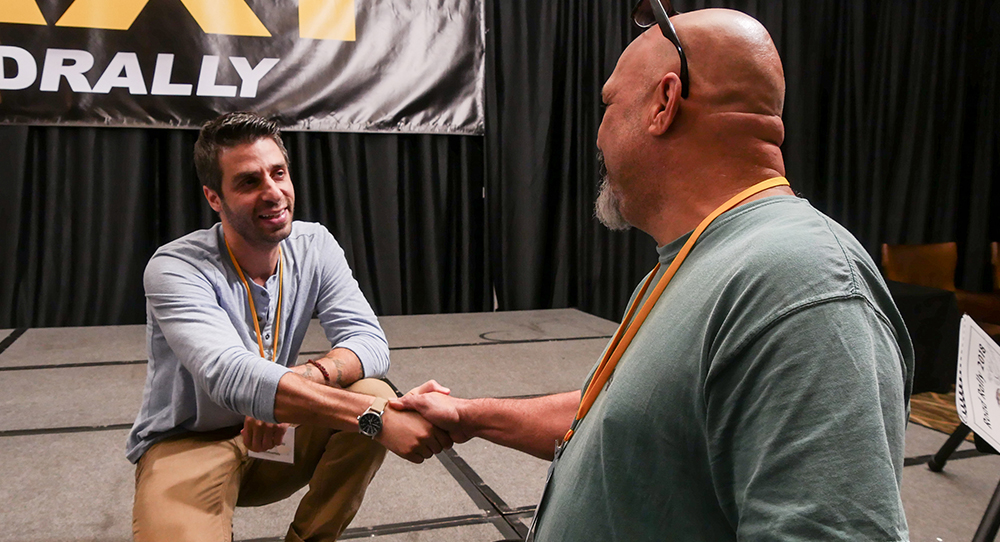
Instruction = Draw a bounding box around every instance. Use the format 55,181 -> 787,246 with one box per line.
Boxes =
488,0 -> 1000,322
1,0 -> 997,327
486,0 -> 658,321
286,133 -> 489,316
0,127 -> 488,327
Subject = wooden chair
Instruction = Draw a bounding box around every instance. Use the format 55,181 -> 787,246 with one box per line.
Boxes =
881,242 -> 958,291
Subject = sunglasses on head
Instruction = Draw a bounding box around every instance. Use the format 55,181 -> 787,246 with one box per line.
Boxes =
631,0 -> 689,99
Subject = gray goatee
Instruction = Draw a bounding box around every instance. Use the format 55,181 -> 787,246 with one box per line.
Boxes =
595,150 -> 632,231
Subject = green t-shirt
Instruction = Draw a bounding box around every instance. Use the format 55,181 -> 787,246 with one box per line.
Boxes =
533,196 -> 913,541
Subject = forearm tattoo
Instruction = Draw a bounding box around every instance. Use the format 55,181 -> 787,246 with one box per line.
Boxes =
332,358 -> 346,387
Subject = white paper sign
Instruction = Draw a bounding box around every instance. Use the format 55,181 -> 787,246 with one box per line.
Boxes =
955,315 -> 1000,451
247,425 -> 295,464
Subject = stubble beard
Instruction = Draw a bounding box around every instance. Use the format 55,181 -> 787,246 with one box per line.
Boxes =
594,150 -> 632,231
221,198 -> 294,250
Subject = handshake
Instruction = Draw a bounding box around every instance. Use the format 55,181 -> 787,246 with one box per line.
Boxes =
375,379 -> 469,463
241,379 -> 475,464
372,380 -> 578,463
247,364 -> 578,464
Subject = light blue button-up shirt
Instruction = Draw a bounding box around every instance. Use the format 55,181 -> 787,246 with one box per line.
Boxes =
126,221 -> 389,463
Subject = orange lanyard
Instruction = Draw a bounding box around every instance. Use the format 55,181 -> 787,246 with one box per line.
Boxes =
224,236 -> 284,361
563,177 -> 790,443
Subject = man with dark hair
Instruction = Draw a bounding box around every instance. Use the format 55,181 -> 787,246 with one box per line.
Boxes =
392,5 -> 913,541
127,111 -> 450,542
192,111 -> 291,196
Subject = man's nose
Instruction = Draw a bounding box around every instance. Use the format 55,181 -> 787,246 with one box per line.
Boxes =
260,176 -> 283,201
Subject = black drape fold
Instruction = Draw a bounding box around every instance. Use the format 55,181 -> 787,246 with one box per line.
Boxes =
0,0 -> 997,327
8,128 -> 153,325
287,132 -> 488,316
0,125 -> 30,327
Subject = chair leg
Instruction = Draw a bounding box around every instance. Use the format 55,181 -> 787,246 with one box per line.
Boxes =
972,479 -> 1000,542
928,423 -> 972,472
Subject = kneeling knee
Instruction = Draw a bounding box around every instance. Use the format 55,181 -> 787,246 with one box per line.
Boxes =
346,378 -> 396,400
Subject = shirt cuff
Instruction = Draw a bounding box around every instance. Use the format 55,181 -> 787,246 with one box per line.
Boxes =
253,362 -> 293,424
336,338 -> 389,379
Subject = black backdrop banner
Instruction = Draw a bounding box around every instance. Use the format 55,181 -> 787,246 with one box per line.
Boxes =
0,0 -> 484,134
0,0 -> 997,328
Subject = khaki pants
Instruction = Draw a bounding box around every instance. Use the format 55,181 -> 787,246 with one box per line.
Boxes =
132,379 -> 394,542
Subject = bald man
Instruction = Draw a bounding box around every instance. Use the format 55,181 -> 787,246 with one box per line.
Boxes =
393,5 -> 912,541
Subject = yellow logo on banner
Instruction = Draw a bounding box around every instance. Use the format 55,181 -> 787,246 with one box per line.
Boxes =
3,0 -> 47,25
55,0 -> 270,36
0,0 -> 357,41
300,0 -> 355,41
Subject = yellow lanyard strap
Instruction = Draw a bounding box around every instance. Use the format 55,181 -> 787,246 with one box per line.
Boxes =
564,176 -> 790,443
224,237 -> 283,361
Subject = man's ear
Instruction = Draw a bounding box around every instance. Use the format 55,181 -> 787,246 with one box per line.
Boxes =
648,72 -> 683,136
203,185 -> 223,213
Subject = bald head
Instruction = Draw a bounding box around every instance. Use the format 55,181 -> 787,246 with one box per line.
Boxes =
625,9 -> 784,118
674,9 -> 784,116
595,8 -> 791,244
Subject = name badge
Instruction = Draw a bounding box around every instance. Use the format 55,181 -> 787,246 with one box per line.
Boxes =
248,425 -> 295,464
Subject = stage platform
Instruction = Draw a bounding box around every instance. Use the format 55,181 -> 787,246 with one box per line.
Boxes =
0,308 -> 996,541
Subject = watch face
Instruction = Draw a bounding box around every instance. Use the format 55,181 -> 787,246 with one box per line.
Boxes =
359,411 -> 383,437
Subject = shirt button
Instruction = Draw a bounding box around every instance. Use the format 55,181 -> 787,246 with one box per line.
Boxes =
265,333 -> 271,340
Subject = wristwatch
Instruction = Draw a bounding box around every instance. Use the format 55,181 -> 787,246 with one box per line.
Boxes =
358,397 -> 388,438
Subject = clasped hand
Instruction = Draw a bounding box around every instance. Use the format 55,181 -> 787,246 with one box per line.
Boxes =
242,417 -> 288,453
244,380 -> 466,464
387,380 -> 471,454
376,380 -> 459,463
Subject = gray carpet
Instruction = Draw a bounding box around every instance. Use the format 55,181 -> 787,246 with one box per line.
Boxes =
0,309 -> 995,541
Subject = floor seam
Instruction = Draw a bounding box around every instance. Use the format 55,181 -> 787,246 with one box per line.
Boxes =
0,334 -> 615,372
0,328 -> 27,356
0,359 -> 147,371
304,334 -> 614,355
238,512 -> 501,541
0,423 -> 134,438
435,449 -> 526,540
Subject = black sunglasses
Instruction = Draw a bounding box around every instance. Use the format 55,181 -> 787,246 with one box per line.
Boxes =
631,0 -> 690,99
